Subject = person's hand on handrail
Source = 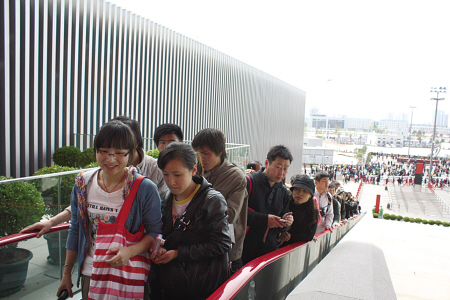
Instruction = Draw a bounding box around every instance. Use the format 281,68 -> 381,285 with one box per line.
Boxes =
20,209 -> 71,238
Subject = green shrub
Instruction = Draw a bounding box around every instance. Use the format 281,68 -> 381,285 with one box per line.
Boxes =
415,218 -> 422,223
78,148 -> 96,167
145,149 -> 160,159
383,213 -> 390,220
52,146 -> 81,167
84,161 -> 99,168
373,213 -> 379,218
422,219 -> 428,224
409,218 -> 415,223
435,220 -> 442,226
32,166 -> 78,215
389,214 -> 396,220
0,176 -> 46,262
403,216 -> 410,222
443,222 -> 449,227
396,215 -> 403,221
428,220 -> 436,225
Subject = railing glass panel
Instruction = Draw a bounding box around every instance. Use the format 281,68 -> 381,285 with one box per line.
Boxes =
0,228 -> 81,299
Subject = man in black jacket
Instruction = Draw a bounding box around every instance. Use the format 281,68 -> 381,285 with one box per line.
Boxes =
242,145 -> 294,265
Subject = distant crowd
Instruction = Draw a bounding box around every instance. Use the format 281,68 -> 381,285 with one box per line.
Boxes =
310,152 -> 450,188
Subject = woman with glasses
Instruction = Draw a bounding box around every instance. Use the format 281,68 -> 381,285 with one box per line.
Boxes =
21,116 -> 166,238
150,142 -> 231,300
57,120 -> 162,299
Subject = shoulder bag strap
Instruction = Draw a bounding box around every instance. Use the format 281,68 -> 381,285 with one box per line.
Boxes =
116,176 -> 146,226
246,175 -> 252,195
174,189 -> 207,231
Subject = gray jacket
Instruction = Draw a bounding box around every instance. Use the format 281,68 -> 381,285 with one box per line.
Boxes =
204,159 -> 248,261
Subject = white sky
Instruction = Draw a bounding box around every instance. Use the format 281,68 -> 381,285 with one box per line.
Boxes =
107,0 -> 450,125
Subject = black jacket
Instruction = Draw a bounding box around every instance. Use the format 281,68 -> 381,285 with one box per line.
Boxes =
335,195 -> 346,221
243,171 -> 291,264
283,197 -> 317,246
157,176 -> 231,300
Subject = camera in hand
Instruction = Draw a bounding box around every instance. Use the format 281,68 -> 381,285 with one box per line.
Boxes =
57,289 -> 68,300
319,207 -> 327,217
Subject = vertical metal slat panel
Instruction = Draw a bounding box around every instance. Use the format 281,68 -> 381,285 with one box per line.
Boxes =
1,0 -> 306,178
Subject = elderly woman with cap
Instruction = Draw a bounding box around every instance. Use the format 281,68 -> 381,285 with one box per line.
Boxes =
278,175 -> 319,246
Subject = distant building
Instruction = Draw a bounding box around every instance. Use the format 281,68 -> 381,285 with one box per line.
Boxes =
306,114 -> 347,130
303,137 -> 323,147
433,109 -> 449,128
398,112 -> 409,121
302,147 -> 334,165
441,142 -> 450,150
347,118 -> 373,130
411,124 -> 450,135
385,112 -> 394,120
367,134 -> 403,147
378,119 -> 409,136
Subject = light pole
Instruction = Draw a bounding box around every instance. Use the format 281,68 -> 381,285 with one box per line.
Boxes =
428,87 -> 446,188
408,106 -> 416,159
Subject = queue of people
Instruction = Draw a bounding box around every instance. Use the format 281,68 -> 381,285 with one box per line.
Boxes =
20,116 -> 361,300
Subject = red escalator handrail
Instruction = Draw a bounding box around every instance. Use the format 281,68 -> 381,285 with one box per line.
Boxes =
0,223 -> 70,247
206,215 -> 360,300
356,180 -> 363,199
206,241 -> 308,300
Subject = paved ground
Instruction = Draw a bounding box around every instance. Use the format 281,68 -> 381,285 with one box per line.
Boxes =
387,184 -> 450,222
359,183 -> 450,300
287,213 -> 397,300
5,237 -> 81,299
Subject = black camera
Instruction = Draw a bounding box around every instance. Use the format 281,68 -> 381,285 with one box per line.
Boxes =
319,207 -> 327,217
57,290 -> 69,300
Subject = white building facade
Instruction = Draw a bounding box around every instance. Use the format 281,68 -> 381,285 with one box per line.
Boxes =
378,120 -> 409,136
347,118 -> 373,130
367,134 -> 403,147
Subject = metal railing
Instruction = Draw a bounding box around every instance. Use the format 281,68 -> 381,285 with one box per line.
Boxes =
386,184 -> 401,212
207,213 -> 365,300
73,133 -> 250,170
355,180 -> 363,201
0,168 -> 101,298
0,142 -> 249,298
426,186 -> 450,216
0,225 -> 80,299
0,213 -> 364,300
